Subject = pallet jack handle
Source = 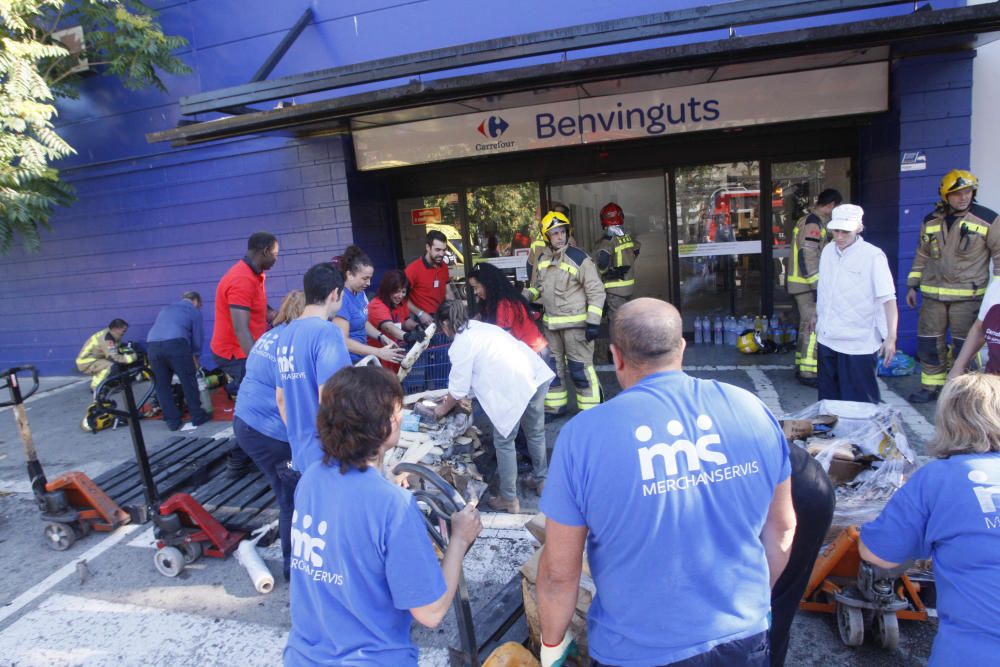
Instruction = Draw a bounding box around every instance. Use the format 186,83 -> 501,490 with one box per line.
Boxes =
1,366 -> 47,505
98,367 -> 162,519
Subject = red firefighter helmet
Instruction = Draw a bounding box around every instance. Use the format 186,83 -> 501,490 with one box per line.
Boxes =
600,202 -> 624,228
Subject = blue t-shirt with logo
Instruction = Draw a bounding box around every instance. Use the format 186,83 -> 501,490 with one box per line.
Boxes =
284,463 -> 446,666
861,452 -> 1000,666
275,317 -> 351,472
339,289 -> 369,362
234,324 -> 286,441
541,370 -> 790,667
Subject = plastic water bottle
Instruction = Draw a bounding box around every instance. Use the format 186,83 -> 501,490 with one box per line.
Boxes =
694,316 -> 704,344
754,315 -> 764,335
769,316 -> 779,341
726,316 -> 738,345
788,325 -> 798,345
714,316 -> 724,345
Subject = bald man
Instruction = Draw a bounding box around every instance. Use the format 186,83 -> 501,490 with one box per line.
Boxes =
537,298 -> 796,667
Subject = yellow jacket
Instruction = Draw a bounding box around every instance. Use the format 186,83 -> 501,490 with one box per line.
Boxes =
592,233 -> 641,298
527,244 -> 606,330
786,211 -> 827,296
75,329 -> 132,373
907,203 -> 1000,301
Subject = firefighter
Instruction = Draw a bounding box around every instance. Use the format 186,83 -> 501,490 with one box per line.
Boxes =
75,318 -> 137,391
526,210 -> 606,416
592,201 -> 641,317
526,202 -> 571,282
906,169 -> 1000,402
786,189 -> 842,387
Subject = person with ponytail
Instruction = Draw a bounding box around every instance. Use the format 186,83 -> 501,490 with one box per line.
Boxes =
333,245 -> 406,365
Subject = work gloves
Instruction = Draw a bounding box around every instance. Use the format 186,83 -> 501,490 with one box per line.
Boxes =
540,631 -> 577,667
585,324 -> 600,342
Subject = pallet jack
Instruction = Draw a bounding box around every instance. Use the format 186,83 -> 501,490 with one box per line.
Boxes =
800,525 -> 930,650
394,462 -> 538,667
2,366 -> 130,551
89,365 -> 246,577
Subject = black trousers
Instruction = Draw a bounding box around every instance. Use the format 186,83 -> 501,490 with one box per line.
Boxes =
769,445 -> 836,667
148,338 -> 209,430
213,353 -> 247,396
817,343 -> 881,403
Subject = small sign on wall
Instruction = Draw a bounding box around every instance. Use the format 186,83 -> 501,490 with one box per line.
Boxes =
411,207 -> 442,225
900,151 -> 927,172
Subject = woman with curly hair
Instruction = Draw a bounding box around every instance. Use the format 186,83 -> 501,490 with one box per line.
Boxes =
367,269 -> 421,371
468,262 -> 547,355
285,366 -> 482,666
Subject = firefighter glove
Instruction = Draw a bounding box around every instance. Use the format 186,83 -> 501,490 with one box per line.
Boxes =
585,324 -> 600,342
403,326 -> 425,346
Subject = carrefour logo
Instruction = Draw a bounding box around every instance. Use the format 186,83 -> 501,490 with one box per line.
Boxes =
475,115 -> 516,153
477,115 -> 509,138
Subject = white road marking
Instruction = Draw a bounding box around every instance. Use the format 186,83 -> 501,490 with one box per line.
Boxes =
0,460 -> 114,495
0,378 -> 88,415
745,368 -> 784,415
877,379 -> 936,443
0,593 -> 287,666
0,524 -> 142,627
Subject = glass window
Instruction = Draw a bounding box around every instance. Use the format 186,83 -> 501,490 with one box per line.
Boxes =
396,193 -> 465,282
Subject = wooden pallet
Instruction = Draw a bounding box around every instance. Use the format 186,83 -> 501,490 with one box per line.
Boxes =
191,467 -> 278,534
94,435 -> 234,522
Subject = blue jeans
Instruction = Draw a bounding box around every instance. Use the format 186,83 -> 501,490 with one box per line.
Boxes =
233,416 -> 293,578
148,338 -> 209,430
591,630 -> 768,667
817,343 -> 881,403
494,382 -> 548,501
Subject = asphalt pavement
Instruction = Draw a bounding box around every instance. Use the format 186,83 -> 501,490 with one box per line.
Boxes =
0,349 -> 941,666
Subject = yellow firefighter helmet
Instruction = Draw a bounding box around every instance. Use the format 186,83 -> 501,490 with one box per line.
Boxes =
736,330 -> 762,355
939,169 -> 978,201
540,210 -> 571,238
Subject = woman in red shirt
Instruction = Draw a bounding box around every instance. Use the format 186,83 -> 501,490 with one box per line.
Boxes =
467,262 -> 548,355
368,270 -> 420,371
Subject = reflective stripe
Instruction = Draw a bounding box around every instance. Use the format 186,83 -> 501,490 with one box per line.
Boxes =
527,287 -> 540,300
787,274 -> 818,285
77,357 -> 98,366
587,305 -> 603,316
538,260 -> 552,270
805,332 -> 817,365
558,262 -> 578,276
924,224 -> 941,234
963,222 -> 989,235
577,366 -> 602,409
604,279 -> 635,288
907,271 -> 921,280
994,275 -> 1000,283
920,285 -> 987,298
788,223 -> 820,285
544,313 -> 587,325
613,241 -> 635,261
921,372 -> 947,386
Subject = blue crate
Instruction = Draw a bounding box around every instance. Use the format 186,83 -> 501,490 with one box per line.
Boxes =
401,333 -> 452,394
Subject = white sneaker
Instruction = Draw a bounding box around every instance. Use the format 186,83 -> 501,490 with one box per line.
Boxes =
180,423 -> 198,432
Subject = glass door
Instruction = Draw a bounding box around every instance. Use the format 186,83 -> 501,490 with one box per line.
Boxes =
396,192 -> 467,284
674,162 -> 763,333
549,173 -> 670,301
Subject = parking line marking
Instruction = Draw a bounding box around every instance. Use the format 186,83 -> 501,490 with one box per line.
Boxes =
877,379 -> 935,443
0,378 -> 88,415
0,524 -> 142,627
745,368 -> 785,415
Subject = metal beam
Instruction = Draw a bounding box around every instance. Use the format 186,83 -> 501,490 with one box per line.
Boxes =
149,3 -> 1000,147
251,8 -> 313,83
179,0 -> 911,116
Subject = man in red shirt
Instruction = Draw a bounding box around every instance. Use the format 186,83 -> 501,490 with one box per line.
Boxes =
211,231 -> 279,394
405,230 -> 454,327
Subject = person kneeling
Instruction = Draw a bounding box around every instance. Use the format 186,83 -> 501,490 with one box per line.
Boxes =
284,365 -> 482,666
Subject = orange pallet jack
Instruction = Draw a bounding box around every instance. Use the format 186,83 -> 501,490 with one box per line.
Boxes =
800,525 -> 930,650
2,366 -> 131,551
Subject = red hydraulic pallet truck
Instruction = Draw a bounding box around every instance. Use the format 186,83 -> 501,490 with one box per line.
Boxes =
94,365 -> 245,577
800,525 -> 930,650
2,366 -> 130,550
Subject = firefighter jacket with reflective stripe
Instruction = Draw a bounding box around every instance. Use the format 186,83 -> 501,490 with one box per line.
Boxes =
592,233 -> 641,297
527,244 -> 606,330
786,212 -> 826,296
75,329 -> 132,373
906,203 -> 1000,301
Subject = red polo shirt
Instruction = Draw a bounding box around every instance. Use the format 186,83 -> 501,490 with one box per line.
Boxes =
210,258 -> 268,360
405,256 -> 449,315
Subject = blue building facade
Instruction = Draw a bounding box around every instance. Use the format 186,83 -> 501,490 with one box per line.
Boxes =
0,0 -> 988,374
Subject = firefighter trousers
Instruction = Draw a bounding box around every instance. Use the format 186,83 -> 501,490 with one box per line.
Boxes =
543,327 -> 602,414
916,298 -> 980,391
604,292 -> 629,318
793,292 -> 818,378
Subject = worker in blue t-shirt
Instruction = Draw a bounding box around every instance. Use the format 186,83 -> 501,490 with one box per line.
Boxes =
275,263 -> 352,474
333,245 -> 405,365
233,290 -> 305,582
537,298 -> 796,667
861,373 -> 1000,666
284,365 -> 482,666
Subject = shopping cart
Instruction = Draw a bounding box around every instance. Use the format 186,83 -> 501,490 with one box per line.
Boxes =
402,332 -> 451,394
